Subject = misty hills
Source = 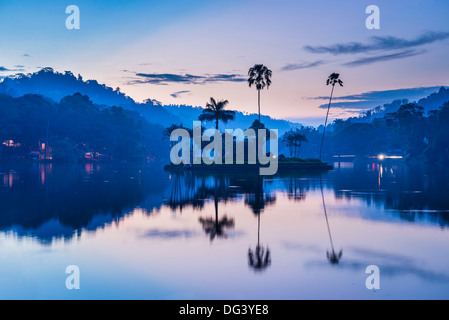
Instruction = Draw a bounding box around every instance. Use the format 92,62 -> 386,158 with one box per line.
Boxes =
342,87 -> 449,125
0,68 -> 301,134
417,87 -> 449,111
1,68 -> 448,133
0,68 -> 177,126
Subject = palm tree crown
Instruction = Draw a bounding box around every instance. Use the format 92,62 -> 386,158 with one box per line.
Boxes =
248,245 -> 271,272
326,73 -> 343,87
248,64 -> 272,122
248,64 -> 272,91
199,97 -> 235,130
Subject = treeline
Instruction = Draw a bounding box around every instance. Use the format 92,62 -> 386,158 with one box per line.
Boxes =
0,68 -> 302,133
0,93 -> 168,161
284,102 -> 449,162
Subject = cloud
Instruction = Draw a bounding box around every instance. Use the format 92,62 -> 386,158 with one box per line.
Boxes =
343,49 -> 425,67
306,258 -> 449,284
313,86 -> 445,110
23,54 -> 31,57
0,66 -> 25,72
171,90 -> 191,98
281,60 -> 326,71
313,86 -> 443,102
129,72 -> 246,85
141,229 -> 197,239
304,31 -> 449,55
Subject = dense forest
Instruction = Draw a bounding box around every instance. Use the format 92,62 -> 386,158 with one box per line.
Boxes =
1,91 -> 449,163
281,100 -> 449,163
0,93 -> 168,161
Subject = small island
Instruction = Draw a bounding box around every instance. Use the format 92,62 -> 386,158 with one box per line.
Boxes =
165,157 -> 333,174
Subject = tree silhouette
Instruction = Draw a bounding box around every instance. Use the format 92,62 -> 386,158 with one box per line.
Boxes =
163,123 -> 193,149
248,64 -> 272,122
199,98 -> 235,130
385,103 -> 426,158
162,123 -> 193,138
320,73 -> 343,161
282,129 -> 308,157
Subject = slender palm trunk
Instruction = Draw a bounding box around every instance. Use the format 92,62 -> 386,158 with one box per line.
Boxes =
215,119 -> 219,131
257,213 -> 260,248
258,89 -> 261,122
320,174 -> 335,253
320,85 -> 335,161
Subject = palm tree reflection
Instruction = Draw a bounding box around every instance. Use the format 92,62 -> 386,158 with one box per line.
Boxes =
248,213 -> 271,272
169,172 -> 207,212
320,175 -> 343,265
244,177 -> 276,215
198,175 -> 235,241
246,177 -> 272,273
286,177 -> 307,202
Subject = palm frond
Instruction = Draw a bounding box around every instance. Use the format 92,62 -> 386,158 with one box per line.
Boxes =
198,97 -> 235,126
247,64 -> 272,90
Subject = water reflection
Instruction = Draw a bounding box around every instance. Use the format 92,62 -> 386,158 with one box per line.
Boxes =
0,163 -> 167,242
320,175 -> 342,265
1,161 -> 449,299
1,161 -> 449,245
248,214 -> 271,272
332,161 -> 449,226
1,169 -> 19,188
242,177 -> 276,216
198,176 -> 235,241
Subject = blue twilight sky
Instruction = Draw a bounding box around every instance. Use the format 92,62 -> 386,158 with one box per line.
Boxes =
0,0 -> 448,125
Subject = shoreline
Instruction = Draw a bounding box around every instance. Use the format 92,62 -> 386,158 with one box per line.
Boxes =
164,161 -> 334,174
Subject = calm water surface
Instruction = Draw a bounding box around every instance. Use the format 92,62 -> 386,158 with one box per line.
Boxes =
1,161 -> 449,300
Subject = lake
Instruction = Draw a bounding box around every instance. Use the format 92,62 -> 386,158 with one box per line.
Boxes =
1,160 -> 449,300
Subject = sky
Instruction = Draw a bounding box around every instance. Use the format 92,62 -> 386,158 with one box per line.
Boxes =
0,0 -> 448,126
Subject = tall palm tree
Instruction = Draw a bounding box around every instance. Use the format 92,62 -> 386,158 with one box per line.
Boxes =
199,98 -> 235,130
248,64 -> 272,122
320,73 -> 343,161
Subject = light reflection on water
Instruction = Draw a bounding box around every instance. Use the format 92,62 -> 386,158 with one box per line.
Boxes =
0,161 -> 449,299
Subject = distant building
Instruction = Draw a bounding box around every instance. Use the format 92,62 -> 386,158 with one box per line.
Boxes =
37,139 -> 53,160
2,140 -> 21,147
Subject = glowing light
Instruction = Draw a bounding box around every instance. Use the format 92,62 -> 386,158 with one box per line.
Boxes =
378,154 -> 386,161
